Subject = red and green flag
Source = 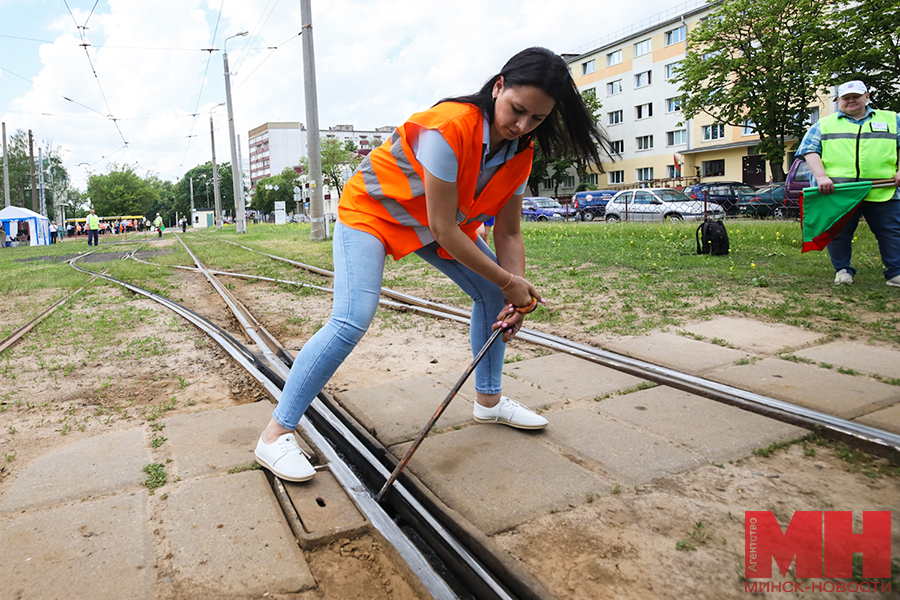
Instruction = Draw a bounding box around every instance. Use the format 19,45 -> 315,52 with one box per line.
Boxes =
800,181 -> 880,253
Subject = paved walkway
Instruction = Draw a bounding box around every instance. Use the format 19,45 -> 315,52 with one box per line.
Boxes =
1,317 -> 899,598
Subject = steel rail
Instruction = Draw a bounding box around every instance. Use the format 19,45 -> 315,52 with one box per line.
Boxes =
66,253 -> 502,600
0,271 -> 102,356
197,236 -> 900,452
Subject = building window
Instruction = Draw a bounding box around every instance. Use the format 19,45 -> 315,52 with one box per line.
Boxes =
608,110 -> 623,125
635,103 -> 653,119
633,39 -> 651,57
701,124 -> 726,141
609,170 -> 624,184
586,173 -> 599,186
635,70 -> 652,88
805,107 -> 820,125
665,26 -> 686,46
666,165 -> 678,178
610,140 -> 624,154
667,129 -> 687,146
636,135 -> 654,151
583,87 -> 596,98
666,97 -> 682,112
542,178 -> 553,189
564,175 -> 576,188
636,167 -> 654,181
607,79 -> 623,95
742,120 -> 756,136
665,61 -> 681,80
582,59 -> 596,75
702,159 -> 726,177
607,49 -> 622,66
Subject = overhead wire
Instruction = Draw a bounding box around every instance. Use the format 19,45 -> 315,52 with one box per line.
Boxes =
178,0 -> 226,171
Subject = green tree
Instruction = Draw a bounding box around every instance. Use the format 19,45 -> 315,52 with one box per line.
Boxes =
85,165 -> 157,217
145,176 -> 176,225
674,0 -> 830,182
173,162 -> 235,219
0,130 -> 68,213
251,167 -> 303,214
822,0 -> 900,113
300,137 -> 363,196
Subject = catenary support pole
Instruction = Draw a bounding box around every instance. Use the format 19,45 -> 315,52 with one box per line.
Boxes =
2,122 -> 10,208
210,117 -> 223,230
300,0 -> 326,241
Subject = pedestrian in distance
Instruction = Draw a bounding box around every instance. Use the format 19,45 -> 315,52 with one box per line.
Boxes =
181,216 -> 187,233
153,213 -> 163,238
254,47 -> 613,482
86,209 -> 101,246
799,80 -> 900,287
49,221 -> 58,244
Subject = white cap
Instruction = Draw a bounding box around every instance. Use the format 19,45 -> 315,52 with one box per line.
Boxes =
838,80 -> 867,98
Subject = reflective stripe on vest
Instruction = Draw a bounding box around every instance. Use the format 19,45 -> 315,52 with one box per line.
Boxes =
338,102 -> 533,259
819,110 -> 898,202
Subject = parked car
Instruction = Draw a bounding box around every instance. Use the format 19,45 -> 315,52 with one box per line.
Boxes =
522,197 -> 565,221
735,184 -> 787,218
783,157 -> 812,219
291,214 -> 310,223
604,188 -> 725,222
682,182 -> 756,215
571,190 -> 617,221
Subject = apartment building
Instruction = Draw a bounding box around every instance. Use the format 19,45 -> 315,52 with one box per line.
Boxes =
568,0 -> 833,190
247,122 -> 394,189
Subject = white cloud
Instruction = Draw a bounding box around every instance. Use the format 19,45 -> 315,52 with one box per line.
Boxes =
2,0 -> 674,189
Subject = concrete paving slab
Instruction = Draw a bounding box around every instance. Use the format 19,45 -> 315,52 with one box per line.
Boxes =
545,408 -> 704,486
393,425 -> 609,535
793,341 -> 900,380
433,371 -> 568,412
503,354 -> 645,401
166,470 -> 314,596
681,317 -> 825,354
0,492 -> 154,600
335,377 -> 474,447
605,332 -> 752,374
597,386 -> 808,462
710,358 -> 900,419
165,400 -> 287,478
0,428 -> 150,514
854,403 -> 900,435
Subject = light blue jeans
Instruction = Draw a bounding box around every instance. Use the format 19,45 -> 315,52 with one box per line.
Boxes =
273,222 -> 507,430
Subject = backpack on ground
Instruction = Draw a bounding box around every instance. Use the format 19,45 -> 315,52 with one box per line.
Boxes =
696,219 -> 729,256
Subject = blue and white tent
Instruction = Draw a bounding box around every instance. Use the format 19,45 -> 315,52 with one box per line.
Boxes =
0,205 -> 51,246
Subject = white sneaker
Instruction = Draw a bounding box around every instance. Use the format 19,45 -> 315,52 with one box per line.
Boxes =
887,275 -> 900,288
473,396 -> 548,430
254,433 -> 316,482
834,269 -> 853,285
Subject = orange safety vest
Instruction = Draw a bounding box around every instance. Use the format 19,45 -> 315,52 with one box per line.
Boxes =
339,102 -> 533,260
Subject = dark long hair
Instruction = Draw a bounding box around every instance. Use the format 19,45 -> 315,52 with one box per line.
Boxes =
442,47 -> 612,171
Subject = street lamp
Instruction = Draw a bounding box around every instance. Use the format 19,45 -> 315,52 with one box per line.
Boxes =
224,31 -> 249,234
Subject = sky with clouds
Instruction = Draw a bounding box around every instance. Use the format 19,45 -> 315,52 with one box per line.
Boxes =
1,0 -> 682,189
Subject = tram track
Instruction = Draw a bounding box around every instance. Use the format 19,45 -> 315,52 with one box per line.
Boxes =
55,234 -> 899,599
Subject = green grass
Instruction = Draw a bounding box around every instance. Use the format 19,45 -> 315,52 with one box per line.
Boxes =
1,219 -> 897,374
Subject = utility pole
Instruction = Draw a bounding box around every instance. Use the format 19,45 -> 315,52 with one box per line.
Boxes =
224,31 -> 248,234
38,148 -> 46,217
300,0 -> 326,241
210,116 -> 223,230
29,130 -> 38,213
2,122 -> 10,208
